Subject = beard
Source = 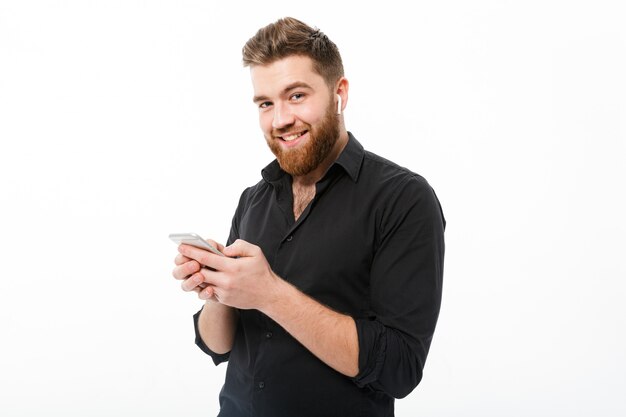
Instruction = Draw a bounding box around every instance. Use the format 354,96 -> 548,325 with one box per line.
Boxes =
266,99 -> 340,177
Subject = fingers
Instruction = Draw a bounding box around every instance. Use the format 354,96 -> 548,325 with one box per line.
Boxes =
174,243 -> 221,303
198,267 -> 226,287
172,258 -> 201,280
180,272 -> 205,292
179,273 -> 214,298
198,285 -> 217,301
222,239 -> 260,258
178,244 -> 230,271
187,282 -> 219,303
204,238 -> 226,253
174,253 -> 191,266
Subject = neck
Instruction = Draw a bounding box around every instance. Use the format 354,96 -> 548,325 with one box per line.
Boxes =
292,129 -> 349,187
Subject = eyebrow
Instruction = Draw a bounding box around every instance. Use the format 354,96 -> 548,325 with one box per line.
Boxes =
252,81 -> 314,103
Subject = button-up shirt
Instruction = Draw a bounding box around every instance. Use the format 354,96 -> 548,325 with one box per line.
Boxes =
193,133 -> 445,417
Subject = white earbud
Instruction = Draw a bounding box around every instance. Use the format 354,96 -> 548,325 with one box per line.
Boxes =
336,94 -> 342,115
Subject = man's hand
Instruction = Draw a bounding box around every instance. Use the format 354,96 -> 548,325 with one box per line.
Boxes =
172,238 -> 238,355
172,238 -> 226,302
177,239 -> 281,310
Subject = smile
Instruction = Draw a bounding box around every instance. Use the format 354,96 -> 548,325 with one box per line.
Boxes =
279,130 -> 308,142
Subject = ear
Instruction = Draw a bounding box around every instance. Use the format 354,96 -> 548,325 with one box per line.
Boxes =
334,77 -> 349,116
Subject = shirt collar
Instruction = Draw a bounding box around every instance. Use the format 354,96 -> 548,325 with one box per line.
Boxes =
334,132 -> 364,183
261,131 -> 364,184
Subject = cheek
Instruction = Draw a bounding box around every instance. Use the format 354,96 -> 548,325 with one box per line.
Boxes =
297,105 -> 326,126
259,112 -> 273,132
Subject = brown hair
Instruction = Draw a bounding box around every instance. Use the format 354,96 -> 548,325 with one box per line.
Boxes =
242,17 -> 344,88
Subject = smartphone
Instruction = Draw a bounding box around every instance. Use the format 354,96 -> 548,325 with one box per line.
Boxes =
169,233 -> 225,256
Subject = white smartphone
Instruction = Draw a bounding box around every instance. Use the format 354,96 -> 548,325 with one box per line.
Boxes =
169,232 -> 225,256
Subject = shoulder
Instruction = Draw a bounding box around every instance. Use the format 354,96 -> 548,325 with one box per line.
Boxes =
235,178 -> 271,209
361,149 -> 432,195
361,149 -> 445,227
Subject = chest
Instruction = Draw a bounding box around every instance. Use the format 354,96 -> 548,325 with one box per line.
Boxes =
237,181 -> 380,316
292,183 -> 315,220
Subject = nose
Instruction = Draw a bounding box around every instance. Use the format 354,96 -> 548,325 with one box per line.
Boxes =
272,102 -> 295,130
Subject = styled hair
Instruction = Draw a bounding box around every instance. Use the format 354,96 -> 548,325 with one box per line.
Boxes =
242,17 -> 344,88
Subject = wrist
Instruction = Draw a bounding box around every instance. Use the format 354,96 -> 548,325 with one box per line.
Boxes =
203,298 -> 230,311
259,273 -> 292,316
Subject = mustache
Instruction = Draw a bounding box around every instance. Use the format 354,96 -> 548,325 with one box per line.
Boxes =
272,123 -> 311,137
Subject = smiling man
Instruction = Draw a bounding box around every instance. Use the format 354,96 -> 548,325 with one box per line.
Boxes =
172,17 -> 446,417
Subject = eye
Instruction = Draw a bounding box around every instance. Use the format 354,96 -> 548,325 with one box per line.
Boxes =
258,101 -> 272,109
290,93 -> 305,102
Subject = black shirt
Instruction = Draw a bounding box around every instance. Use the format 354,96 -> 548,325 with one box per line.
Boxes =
193,133 -> 445,417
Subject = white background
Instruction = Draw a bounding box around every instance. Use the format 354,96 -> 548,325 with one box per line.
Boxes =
1,1 -> 625,416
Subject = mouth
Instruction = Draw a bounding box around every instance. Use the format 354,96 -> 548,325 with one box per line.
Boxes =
277,130 -> 308,142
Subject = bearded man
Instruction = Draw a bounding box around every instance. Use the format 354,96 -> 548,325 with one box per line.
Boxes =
172,17 -> 446,417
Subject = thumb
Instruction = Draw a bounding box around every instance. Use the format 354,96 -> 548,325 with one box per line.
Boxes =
222,239 -> 259,258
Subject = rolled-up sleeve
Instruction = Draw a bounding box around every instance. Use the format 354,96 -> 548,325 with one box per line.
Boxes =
193,308 -> 231,366
353,175 -> 445,398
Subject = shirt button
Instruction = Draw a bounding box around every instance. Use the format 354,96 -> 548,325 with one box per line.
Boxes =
265,332 -> 273,339
286,235 -> 293,242
258,381 -> 265,389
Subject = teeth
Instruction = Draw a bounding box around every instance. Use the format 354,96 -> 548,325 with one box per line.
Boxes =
282,132 -> 304,141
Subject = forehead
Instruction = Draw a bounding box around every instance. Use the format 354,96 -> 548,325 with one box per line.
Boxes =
250,55 -> 327,98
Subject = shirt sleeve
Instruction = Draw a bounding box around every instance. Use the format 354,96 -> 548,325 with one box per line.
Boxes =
193,307 -> 231,365
352,175 -> 445,398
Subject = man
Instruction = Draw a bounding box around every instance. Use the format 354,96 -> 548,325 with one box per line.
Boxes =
172,17 -> 445,417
